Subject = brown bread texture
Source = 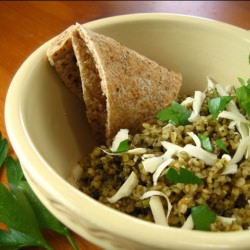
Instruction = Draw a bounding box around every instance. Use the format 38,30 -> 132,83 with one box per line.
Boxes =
47,24 -> 182,145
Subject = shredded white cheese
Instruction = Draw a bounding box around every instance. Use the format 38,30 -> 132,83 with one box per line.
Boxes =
142,147 -> 176,173
188,91 -> 206,122
126,148 -> 147,154
217,216 -> 236,224
181,97 -> 194,107
141,154 -> 155,160
183,144 -> 217,166
221,154 -> 238,175
181,214 -> 194,230
215,83 -> 229,96
218,111 -> 250,125
149,196 -> 168,226
162,141 -> 217,166
153,158 -> 173,186
110,129 -> 129,152
206,76 -> 216,90
102,147 -> 146,156
187,132 -> 201,147
214,82 -> 250,139
141,190 -> 172,226
161,141 -> 183,153
107,171 -> 138,203
142,156 -> 165,173
229,136 -> 250,165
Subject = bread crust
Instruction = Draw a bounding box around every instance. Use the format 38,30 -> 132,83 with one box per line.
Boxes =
47,24 -> 182,145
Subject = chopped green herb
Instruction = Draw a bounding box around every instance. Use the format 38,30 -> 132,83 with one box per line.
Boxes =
235,53 -> 250,116
236,82 -> 250,117
238,77 -> 246,86
165,167 -> 204,185
115,139 -> 129,153
215,139 -> 229,153
198,134 -> 213,152
156,101 -> 191,126
191,205 -> 217,231
208,96 -> 235,119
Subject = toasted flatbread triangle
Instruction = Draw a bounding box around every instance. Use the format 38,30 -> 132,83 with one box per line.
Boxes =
47,24 -> 182,145
47,25 -> 83,101
74,24 -> 182,144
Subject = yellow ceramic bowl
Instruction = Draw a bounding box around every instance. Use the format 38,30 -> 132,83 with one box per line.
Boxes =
5,13 -> 250,250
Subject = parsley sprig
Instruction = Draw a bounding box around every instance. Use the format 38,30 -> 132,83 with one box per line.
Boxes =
156,102 -> 191,126
166,167 -> 204,185
235,53 -> 250,116
191,205 -> 217,231
0,133 -> 78,250
114,139 -> 129,153
208,96 -> 235,119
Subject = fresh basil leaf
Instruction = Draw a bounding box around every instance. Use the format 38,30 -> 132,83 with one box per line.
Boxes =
198,134 -> 213,152
5,156 -> 23,186
0,183 -> 52,250
166,167 -> 204,184
191,205 -> 217,231
156,102 -> 191,126
208,96 -> 235,119
115,139 -> 129,153
19,181 -> 79,250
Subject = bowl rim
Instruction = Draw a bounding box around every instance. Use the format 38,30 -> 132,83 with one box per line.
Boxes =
5,13 -> 250,249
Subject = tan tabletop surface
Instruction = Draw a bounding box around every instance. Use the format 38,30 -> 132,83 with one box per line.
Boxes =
1,1 -> 250,249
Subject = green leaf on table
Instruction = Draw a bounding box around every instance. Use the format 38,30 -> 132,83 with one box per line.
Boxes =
208,96 -> 235,119
156,101 -> 191,126
0,183 -> 53,250
0,133 -> 79,250
165,167 -> 204,185
5,156 -> 23,186
0,134 -> 8,168
191,204 -> 217,231
19,181 -> 79,250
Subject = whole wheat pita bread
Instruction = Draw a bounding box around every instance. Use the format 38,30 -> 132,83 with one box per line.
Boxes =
47,25 -> 83,101
47,24 -> 182,145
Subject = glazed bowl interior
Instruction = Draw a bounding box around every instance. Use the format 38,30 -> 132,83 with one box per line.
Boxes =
5,13 -> 250,250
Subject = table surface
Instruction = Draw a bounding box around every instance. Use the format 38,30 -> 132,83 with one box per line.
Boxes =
1,1 -> 250,250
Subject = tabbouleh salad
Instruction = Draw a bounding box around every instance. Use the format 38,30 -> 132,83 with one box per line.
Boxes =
71,55 -> 250,232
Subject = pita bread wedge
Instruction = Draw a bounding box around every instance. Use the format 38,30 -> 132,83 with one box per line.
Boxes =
47,24 -> 182,145
47,25 -> 83,101
71,29 -> 107,143
73,24 -> 182,144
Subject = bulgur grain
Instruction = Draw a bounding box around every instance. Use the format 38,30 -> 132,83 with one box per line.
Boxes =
76,83 -> 250,232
